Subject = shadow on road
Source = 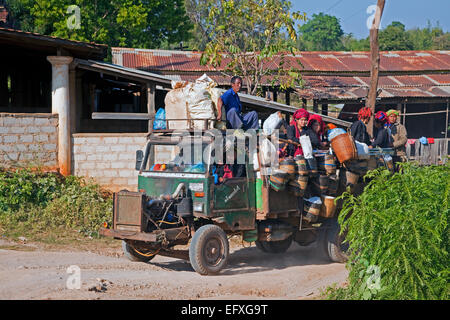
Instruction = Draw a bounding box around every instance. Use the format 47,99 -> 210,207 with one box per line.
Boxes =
148,241 -> 333,275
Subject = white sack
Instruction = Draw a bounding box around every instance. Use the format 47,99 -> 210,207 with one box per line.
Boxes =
186,74 -> 217,129
260,138 -> 278,167
355,141 -> 370,159
300,135 -> 313,159
263,112 -> 283,135
164,82 -> 192,130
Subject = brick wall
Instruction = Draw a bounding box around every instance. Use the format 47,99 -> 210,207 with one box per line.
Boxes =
0,113 -> 58,169
72,133 -> 148,192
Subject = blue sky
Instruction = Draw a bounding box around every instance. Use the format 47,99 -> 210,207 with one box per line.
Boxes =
292,0 -> 450,39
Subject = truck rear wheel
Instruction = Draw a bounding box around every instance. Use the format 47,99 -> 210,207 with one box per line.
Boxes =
255,236 -> 292,254
122,241 -> 157,262
322,219 -> 349,263
189,224 -> 229,275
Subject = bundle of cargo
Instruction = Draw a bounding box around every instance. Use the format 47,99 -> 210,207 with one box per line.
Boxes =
164,74 -> 221,130
267,151 -> 340,221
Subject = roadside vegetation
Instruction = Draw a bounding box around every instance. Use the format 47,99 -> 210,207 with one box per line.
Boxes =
327,163 -> 449,300
0,168 -> 113,245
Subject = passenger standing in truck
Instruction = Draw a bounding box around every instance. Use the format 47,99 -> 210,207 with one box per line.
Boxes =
370,111 -> 392,149
386,109 -> 408,164
350,107 -> 372,146
286,108 -> 319,157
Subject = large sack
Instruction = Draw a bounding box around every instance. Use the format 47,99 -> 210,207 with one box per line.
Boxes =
165,81 -> 192,130
263,112 -> 283,135
186,74 -> 217,129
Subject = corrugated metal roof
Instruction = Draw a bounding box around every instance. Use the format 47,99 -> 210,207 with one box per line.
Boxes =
74,59 -> 172,86
0,27 -> 107,59
112,48 -> 450,73
297,74 -> 450,100
111,48 -> 450,100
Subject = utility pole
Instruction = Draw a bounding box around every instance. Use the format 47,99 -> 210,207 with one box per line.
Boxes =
366,0 -> 385,137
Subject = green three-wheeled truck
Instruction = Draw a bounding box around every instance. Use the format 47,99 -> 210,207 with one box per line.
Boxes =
100,129 -> 390,275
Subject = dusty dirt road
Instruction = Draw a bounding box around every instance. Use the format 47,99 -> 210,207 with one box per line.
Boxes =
0,239 -> 348,300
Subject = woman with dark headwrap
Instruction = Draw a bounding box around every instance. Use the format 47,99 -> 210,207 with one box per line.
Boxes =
350,107 -> 372,146
286,108 -> 320,157
370,111 -> 393,148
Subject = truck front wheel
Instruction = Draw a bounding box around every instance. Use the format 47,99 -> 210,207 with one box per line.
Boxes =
189,225 -> 229,275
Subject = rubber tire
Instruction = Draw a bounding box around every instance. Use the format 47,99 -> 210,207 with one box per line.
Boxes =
122,240 -> 156,262
323,219 -> 349,263
255,240 -> 270,253
189,224 -> 229,275
256,236 -> 293,254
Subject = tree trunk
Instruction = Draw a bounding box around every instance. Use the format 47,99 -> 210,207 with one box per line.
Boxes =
366,0 -> 386,137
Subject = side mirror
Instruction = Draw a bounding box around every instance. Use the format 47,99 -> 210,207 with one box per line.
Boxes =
135,150 -> 144,171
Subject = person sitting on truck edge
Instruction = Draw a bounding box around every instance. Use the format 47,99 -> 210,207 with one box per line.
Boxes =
216,76 -> 259,130
350,107 -> 372,146
370,111 -> 393,149
286,108 -> 320,157
386,109 -> 408,165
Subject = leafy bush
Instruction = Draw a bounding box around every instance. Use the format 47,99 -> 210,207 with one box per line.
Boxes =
329,163 -> 449,300
0,169 -> 112,238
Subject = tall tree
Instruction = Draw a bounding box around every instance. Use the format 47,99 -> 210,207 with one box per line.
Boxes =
297,13 -> 344,51
5,0 -> 193,50
194,0 -> 307,95
378,21 -> 413,51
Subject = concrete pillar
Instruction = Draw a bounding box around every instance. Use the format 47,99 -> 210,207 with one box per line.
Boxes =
47,56 -> 73,176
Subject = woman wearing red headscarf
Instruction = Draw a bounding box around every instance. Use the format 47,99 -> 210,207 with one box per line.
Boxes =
350,107 -> 372,146
307,114 -> 328,149
286,108 -> 320,156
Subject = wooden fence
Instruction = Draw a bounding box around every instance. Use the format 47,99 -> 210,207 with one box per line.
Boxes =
406,138 -> 449,165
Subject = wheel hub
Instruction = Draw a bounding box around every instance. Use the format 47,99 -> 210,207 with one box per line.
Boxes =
204,238 -> 223,266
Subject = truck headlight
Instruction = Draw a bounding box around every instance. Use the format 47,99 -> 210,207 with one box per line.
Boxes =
193,202 -> 203,213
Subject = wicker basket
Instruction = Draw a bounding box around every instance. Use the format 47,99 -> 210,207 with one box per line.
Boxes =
331,132 -> 357,163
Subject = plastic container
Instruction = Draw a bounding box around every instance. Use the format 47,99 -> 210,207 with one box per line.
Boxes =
287,179 -> 304,197
345,170 -> 359,186
303,197 -> 322,223
327,174 -> 339,196
279,158 -> 297,180
324,154 -> 337,175
319,196 -> 337,218
318,175 -> 329,195
327,128 -> 346,141
345,159 -> 368,176
330,132 -> 357,163
269,169 -> 288,191
306,157 -> 318,177
294,155 -> 309,176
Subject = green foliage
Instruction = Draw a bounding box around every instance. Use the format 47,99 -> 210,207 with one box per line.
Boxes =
6,0 -> 193,50
0,169 -> 112,238
191,0 -> 306,95
343,21 -> 449,51
328,163 -> 449,300
297,13 -> 344,51
378,21 -> 414,51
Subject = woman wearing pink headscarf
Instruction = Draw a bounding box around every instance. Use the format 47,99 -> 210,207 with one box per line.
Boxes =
286,108 -> 320,156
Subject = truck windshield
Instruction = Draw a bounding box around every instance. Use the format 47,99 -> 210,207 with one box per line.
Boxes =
149,142 -> 211,173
